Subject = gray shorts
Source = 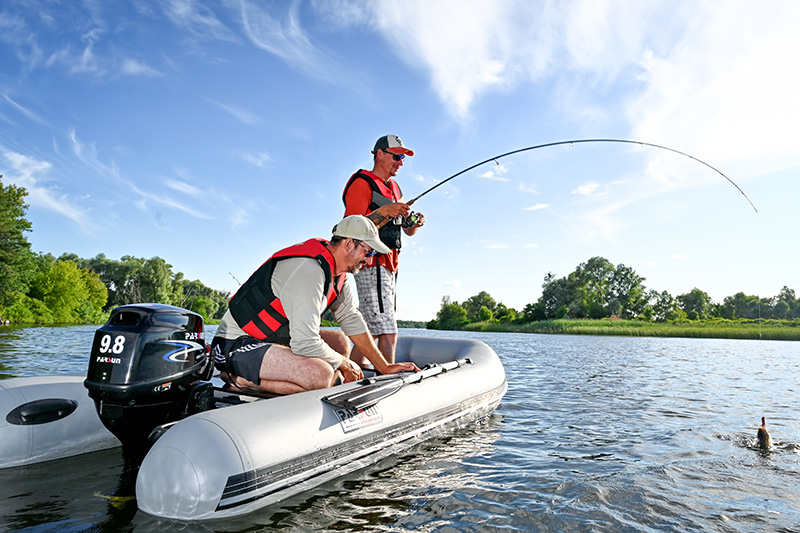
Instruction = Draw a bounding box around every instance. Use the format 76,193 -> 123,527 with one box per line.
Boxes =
353,264 -> 398,336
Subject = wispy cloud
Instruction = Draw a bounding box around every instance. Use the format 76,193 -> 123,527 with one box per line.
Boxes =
235,150 -> 272,169
479,163 -> 509,181
239,1 -> 348,85
2,149 -> 96,233
572,182 -> 601,196
207,99 -> 259,125
164,177 -> 203,196
162,0 -> 238,42
2,92 -> 45,124
524,203 -> 549,211
121,58 -> 161,77
67,129 -> 211,221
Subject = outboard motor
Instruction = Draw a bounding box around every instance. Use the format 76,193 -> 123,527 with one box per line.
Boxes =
84,303 -> 214,460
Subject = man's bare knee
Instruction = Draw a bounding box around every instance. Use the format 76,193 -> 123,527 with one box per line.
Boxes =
302,357 -> 336,390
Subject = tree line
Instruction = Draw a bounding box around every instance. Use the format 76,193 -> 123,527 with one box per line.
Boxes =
428,256 -> 799,329
4,177 -> 796,329
0,177 -> 229,325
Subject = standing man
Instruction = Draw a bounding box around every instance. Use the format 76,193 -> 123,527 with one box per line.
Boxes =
342,135 -> 425,366
210,215 -> 419,395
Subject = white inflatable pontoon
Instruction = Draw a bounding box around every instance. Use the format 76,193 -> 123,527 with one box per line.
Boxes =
0,375 -> 118,468
136,335 -> 507,520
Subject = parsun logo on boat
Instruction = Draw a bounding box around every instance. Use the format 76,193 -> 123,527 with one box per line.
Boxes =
156,340 -> 205,363
95,356 -> 122,364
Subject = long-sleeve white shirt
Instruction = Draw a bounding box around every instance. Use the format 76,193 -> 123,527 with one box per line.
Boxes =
216,256 -> 368,369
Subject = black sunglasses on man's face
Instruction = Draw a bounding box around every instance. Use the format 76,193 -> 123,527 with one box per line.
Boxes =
382,150 -> 405,162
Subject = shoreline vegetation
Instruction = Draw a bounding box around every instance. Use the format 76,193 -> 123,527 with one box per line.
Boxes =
3,178 -> 799,342
4,318 -> 798,342
449,318 -> 800,341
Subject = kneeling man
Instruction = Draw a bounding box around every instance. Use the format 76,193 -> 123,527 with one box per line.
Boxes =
210,215 -> 419,395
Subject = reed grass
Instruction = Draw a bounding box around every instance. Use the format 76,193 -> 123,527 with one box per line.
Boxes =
462,318 -> 800,341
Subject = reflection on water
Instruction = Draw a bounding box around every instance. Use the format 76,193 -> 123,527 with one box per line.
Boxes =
1,325 -> 799,531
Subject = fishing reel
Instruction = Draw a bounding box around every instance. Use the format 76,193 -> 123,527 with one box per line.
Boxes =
402,211 -> 422,228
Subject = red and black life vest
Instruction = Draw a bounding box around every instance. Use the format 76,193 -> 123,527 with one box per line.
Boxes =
342,170 -> 404,250
227,239 -> 345,345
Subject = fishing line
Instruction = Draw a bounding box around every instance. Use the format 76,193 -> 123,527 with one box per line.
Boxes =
406,138 -> 758,213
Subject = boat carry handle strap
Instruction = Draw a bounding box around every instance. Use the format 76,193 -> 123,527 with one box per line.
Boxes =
321,358 -> 472,411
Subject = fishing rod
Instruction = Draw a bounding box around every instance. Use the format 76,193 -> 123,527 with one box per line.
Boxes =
406,138 -> 758,213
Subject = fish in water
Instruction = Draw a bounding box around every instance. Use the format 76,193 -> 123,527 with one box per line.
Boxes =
757,416 -> 773,449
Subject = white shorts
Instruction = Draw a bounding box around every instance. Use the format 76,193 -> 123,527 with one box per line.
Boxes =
353,265 -> 398,336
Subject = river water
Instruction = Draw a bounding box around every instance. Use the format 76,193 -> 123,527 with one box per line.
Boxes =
1,325 -> 798,532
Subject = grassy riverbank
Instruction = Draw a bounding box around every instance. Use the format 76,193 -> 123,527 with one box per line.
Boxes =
458,318 -> 800,341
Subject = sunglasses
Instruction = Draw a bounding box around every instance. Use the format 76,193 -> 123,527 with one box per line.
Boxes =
354,239 -> 379,257
382,150 -> 405,162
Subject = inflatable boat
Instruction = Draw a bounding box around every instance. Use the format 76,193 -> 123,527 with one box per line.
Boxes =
0,304 -> 507,521
0,375 -> 118,468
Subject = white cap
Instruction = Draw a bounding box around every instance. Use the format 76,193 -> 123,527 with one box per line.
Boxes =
332,215 -> 391,254
372,134 -> 414,156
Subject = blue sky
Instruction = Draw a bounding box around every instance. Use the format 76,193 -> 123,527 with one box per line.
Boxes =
1,1 -> 798,321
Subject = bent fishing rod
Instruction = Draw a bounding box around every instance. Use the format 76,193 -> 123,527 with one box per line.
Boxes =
405,138 -> 757,213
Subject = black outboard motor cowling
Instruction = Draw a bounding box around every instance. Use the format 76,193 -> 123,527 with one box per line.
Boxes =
84,303 -> 213,457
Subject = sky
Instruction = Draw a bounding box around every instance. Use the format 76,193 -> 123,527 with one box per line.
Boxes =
1,0 -> 798,321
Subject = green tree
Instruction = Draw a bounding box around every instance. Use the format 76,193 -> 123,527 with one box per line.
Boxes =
87,254 -> 146,308
539,272 -> 570,319
179,278 -> 229,320
774,299 -> 790,320
477,305 -> 493,321
721,292 -> 761,319
649,290 -> 685,322
139,257 -> 175,304
494,302 -> 517,322
463,291 -> 497,321
81,268 -> 108,311
569,257 -> 615,318
429,296 -> 468,330
521,301 -> 546,322
608,264 -> 647,318
0,177 -> 35,310
775,286 -> 796,318
677,288 -> 713,320
28,258 -> 91,322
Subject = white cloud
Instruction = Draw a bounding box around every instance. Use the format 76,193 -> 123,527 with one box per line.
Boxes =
524,243 -> 539,248
2,150 -> 96,232
479,163 -> 509,181
341,0 -> 799,188
444,280 -> 461,288
572,182 -> 600,196
121,58 -> 161,77
236,150 -> 272,169
629,2 -> 800,178
163,0 -> 238,42
207,99 -> 259,125
164,178 -> 203,196
524,203 -> 549,211
2,92 -> 45,124
239,1 -> 348,85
